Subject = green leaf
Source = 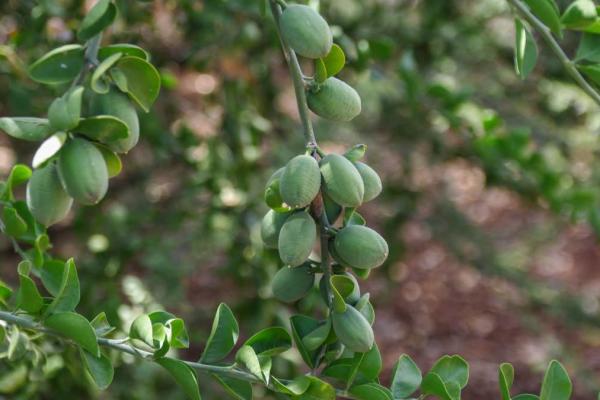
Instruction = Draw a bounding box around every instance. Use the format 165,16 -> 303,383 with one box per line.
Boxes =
344,209 -> 366,226
32,132 -> 67,168
113,56 -> 161,112
0,280 -> 13,304
0,117 -> 53,142
349,383 -> 393,400
2,206 -> 28,237
514,395 -> 540,400
575,33 -> 600,62
156,358 -> 201,400
561,0 -> 597,29
94,143 -> 122,178
46,258 -> 80,314
357,342 -> 382,382
578,64 -> 600,85
235,345 -> 264,382
0,364 -> 28,393
344,144 -> 367,162
522,0 -> 562,36
212,374 -> 252,400
391,354 -> 422,398
78,0 -> 117,41
322,44 -> 345,78
302,319 -> 331,351
429,355 -> 469,389
41,260 -> 66,297
514,19 -> 538,80
315,59 -> 328,83
200,303 -> 239,363
76,115 -> 129,143
81,349 -> 114,390
90,312 -> 115,337
499,363 -> 514,400
289,314 -> 322,369
540,360 -> 572,400
130,314 -> 154,347
15,273 -> 43,314
272,376 -> 311,395
28,44 -> 85,84
91,52 -> 123,94
421,372 -> 456,400
48,86 -> 84,131
291,376 -> 335,400
98,44 -> 149,61
244,327 -> 291,357
44,311 -> 99,356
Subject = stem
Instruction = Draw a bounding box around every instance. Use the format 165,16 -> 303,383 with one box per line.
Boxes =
507,0 -> 600,106
269,1 -> 317,150
71,32 -> 103,88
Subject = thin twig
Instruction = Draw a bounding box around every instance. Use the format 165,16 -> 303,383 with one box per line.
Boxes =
507,0 -> 600,106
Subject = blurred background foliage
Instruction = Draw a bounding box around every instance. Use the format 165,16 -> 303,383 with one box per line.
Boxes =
1,0 -> 600,398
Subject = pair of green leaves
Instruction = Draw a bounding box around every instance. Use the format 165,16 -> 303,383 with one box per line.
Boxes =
420,355 -> 469,400
499,361 -> 572,400
315,44 -> 345,83
129,311 -> 189,357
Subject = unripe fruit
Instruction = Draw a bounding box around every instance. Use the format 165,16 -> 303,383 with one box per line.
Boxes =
261,210 -> 290,249
331,305 -> 374,353
272,263 -> 315,303
334,225 -> 388,269
307,78 -> 361,122
320,154 -> 364,207
90,90 -> 139,153
280,155 -> 321,208
280,4 -> 333,59
354,162 -> 382,202
58,138 -> 109,205
264,167 -> 286,210
26,163 -> 73,227
278,211 -> 316,267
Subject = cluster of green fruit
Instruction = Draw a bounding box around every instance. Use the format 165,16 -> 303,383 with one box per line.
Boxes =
280,4 -> 361,121
26,88 -> 139,227
260,144 -> 387,353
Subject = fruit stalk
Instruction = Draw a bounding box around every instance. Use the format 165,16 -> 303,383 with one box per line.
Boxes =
269,1 -> 317,151
269,0 -> 334,311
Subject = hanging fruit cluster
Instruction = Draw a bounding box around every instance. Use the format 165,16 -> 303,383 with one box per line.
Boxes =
1,37 -> 160,228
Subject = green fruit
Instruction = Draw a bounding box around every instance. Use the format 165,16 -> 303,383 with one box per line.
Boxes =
261,210 -> 290,249
58,138 -> 109,205
307,78 -> 361,122
26,163 -> 73,227
320,154 -> 364,207
323,192 -> 342,224
272,263 -> 315,303
280,155 -> 321,208
334,225 -> 388,269
278,211 -> 316,267
90,90 -> 139,153
264,167 -> 285,209
354,162 -> 382,202
331,305 -> 374,353
280,4 -> 333,59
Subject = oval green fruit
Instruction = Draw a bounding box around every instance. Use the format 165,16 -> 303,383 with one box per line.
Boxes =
334,225 -> 388,269
320,154 -> 364,207
261,210 -> 291,249
354,162 -> 382,202
264,167 -> 287,210
307,78 -> 361,122
58,138 -> 109,205
90,89 -> 139,153
331,305 -> 374,353
272,263 -> 315,303
280,155 -> 321,208
26,162 -> 73,227
280,4 -> 333,59
278,211 -> 316,267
